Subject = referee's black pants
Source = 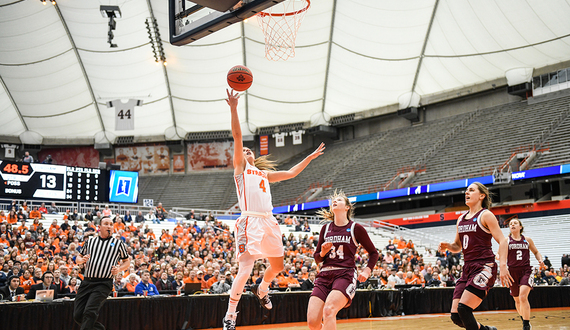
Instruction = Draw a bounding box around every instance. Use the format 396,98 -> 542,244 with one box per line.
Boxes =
74,278 -> 113,330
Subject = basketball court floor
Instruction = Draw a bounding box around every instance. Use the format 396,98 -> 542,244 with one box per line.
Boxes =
215,307 -> 570,330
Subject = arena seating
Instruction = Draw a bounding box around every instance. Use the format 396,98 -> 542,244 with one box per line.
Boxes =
410,214 -> 570,269
136,95 -> 570,210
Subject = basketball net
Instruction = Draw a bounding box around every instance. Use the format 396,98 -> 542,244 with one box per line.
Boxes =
257,0 -> 310,61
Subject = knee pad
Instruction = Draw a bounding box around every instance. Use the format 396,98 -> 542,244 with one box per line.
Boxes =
451,312 -> 465,328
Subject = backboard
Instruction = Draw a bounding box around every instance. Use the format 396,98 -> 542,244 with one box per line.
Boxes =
169,0 -> 285,46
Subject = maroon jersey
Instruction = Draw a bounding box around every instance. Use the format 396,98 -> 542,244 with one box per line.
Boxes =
507,235 -> 531,269
457,209 -> 495,263
314,220 -> 379,270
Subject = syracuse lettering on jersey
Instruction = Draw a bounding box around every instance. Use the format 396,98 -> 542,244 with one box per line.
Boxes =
509,243 -> 529,250
458,224 -> 477,233
247,169 -> 267,179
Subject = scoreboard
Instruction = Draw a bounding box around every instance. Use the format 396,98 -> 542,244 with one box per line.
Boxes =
0,160 -> 109,202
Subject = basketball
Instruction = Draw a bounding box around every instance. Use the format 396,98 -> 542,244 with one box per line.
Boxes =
227,65 -> 253,92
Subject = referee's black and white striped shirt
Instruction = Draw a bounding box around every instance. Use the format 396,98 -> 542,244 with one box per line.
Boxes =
81,236 -> 129,279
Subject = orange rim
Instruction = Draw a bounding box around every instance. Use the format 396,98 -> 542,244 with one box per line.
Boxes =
257,0 -> 310,17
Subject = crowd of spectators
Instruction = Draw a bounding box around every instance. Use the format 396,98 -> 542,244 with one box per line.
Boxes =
1,200 -> 569,301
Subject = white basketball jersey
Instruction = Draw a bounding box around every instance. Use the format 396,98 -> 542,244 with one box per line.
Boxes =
234,162 -> 273,213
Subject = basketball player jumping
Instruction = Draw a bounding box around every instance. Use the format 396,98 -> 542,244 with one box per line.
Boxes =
307,190 -> 379,330
438,182 -> 508,330
223,89 -> 325,330
499,217 -> 544,330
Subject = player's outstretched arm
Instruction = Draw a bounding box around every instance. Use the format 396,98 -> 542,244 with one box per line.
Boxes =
267,142 -> 325,183
227,89 -> 246,175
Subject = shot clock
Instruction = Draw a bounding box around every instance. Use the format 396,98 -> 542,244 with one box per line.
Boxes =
0,160 -> 109,202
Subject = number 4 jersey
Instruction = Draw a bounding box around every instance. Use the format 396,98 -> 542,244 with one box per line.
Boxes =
234,162 -> 273,213
457,209 -> 496,263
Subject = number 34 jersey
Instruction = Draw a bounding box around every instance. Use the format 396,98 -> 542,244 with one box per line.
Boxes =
234,162 -> 273,213
457,209 -> 496,263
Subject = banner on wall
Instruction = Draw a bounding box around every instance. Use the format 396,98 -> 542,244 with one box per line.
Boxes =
187,141 -> 233,171
173,154 -> 185,173
273,132 -> 286,147
259,135 -> 269,155
107,99 -> 143,131
115,145 -> 170,174
37,146 -> 100,168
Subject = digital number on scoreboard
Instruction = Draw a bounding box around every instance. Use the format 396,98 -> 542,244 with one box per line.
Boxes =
0,161 -> 106,202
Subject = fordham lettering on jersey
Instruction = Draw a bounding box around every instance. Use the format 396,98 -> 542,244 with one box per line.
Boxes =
458,224 -> 478,233
509,243 -> 529,250
325,235 -> 352,244
246,168 -> 267,179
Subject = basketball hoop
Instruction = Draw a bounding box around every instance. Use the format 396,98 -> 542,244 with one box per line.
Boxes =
257,0 -> 310,61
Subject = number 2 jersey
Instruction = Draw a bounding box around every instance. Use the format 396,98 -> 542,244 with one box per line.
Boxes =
314,220 -> 379,270
457,209 -> 496,264
234,162 -> 273,213
507,235 -> 531,269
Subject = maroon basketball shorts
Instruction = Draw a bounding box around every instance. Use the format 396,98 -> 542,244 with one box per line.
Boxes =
311,268 -> 358,308
509,266 -> 533,297
453,261 -> 497,300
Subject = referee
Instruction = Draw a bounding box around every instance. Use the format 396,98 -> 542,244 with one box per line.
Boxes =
74,217 -> 130,330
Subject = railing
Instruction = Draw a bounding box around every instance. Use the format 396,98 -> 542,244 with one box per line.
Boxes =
356,217 -> 446,251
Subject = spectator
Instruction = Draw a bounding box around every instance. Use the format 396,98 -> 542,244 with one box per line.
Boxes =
562,254 -> 570,268
210,273 -> 231,294
146,209 -> 158,224
52,269 -> 69,295
22,151 -> 33,163
559,272 -> 569,286
543,270 -> 558,285
27,271 -> 58,300
543,256 -> 552,269
125,274 -> 138,293
124,211 -> 133,223
60,266 -> 71,284
135,211 -> 145,223
155,203 -> 166,221
156,272 -> 173,292
42,154 -> 53,164
67,277 -> 80,294
300,271 -> 316,291
172,272 -> 185,291
29,207 -> 41,220
47,202 -> 58,215
135,270 -> 159,296
38,203 -> 48,214
102,205 -> 112,218
0,275 -> 25,301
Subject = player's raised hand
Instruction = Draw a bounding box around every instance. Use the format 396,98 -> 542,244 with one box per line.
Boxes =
226,89 -> 240,108
307,142 -> 325,161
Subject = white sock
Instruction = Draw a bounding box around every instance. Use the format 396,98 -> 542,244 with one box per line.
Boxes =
226,298 -> 239,316
259,279 -> 271,296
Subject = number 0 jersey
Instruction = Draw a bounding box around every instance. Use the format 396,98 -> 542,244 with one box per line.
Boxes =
457,209 -> 496,263
234,162 -> 273,213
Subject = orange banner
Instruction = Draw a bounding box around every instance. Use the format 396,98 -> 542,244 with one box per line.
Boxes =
260,135 -> 268,156
173,154 -> 185,173
115,145 -> 170,175
187,141 -> 233,171
37,146 -> 99,167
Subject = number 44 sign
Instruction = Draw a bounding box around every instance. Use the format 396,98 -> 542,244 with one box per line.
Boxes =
107,99 -> 143,131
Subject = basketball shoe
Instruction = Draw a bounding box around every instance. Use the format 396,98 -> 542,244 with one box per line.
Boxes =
523,325 -> 532,330
223,312 -> 237,330
251,284 -> 272,310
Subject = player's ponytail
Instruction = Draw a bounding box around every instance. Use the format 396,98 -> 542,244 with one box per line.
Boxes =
317,189 -> 354,222
254,155 -> 277,171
